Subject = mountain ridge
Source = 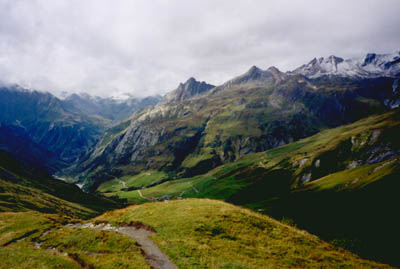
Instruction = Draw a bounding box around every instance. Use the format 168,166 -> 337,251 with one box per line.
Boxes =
69,51 -> 400,190
290,51 -> 400,78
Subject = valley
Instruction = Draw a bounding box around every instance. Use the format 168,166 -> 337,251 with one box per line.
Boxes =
99,110 -> 399,264
0,52 -> 399,268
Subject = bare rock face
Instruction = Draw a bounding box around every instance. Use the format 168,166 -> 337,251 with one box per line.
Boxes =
113,122 -> 166,164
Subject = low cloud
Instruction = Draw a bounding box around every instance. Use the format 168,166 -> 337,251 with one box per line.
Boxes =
0,0 -> 399,97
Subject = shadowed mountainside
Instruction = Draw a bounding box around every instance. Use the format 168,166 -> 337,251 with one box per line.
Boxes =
0,149 -> 119,218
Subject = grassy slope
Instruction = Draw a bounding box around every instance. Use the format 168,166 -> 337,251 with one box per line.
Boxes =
100,110 -> 400,265
96,199 -> 387,268
0,150 -> 120,219
0,200 -> 388,268
98,170 -> 168,193
0,211 -> 148,268
0,178 -> 98,218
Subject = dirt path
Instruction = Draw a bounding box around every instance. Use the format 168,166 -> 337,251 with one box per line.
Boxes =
66,223 -> 177,269
189,183 -> 199,193
117,226 -> 176,269
118,179 -> 127,188
137,190 -> 151,200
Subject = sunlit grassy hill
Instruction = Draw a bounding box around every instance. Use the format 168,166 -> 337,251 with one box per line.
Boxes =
96,199 -> 387,268
0,199 -> 388,268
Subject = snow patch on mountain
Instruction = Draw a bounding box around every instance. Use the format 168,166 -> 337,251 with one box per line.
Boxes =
291,52 -> 400,78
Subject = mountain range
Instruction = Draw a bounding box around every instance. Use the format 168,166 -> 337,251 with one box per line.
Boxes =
62,92 -> 162,122
70,52 -> 400,191
0,51 -> 399,267
291,52 -> 400,79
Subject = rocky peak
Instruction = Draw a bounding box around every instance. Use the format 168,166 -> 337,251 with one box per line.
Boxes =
267,66 -> 280,73
307,58 -> 318,66
362,53 -> 377,67
211,65 -> 283,94
161,77 -> 215,104
327,55 -> 344,65
180,77 -> 200,91
247,65 -> 262,74
241,65 -> 271,81
267,66 -> 286,84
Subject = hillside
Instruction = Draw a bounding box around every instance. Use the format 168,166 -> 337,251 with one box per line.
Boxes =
0,211 -> 149,268
95,199 -> 387,268
0,199 -> 388,268
0,123 -> 67,174
99,109 -> 400,265
0,150 -> 119,219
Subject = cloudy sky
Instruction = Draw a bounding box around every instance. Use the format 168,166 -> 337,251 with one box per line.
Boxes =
0,0 -> 399,97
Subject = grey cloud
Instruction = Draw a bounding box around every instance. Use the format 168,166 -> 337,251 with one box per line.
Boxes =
0,0 -> 399,97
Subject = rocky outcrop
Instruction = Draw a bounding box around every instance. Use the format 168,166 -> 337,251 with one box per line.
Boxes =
112,122 -> 166,164
298,126 -> 400,184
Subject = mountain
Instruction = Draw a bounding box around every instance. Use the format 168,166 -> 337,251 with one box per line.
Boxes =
71,56 -> 399,190
291,52 -> 400,78
0,114 -> 393,267
62,51 -> 400,265
62,93 -> 161,122
212,65 -> 287,93
0,123 -> 66,174
0,85 -> 161,174
0,85 -> 109,165
100,109 -> 400,265
1,51 -> 399,267
159,77 -> 215,105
